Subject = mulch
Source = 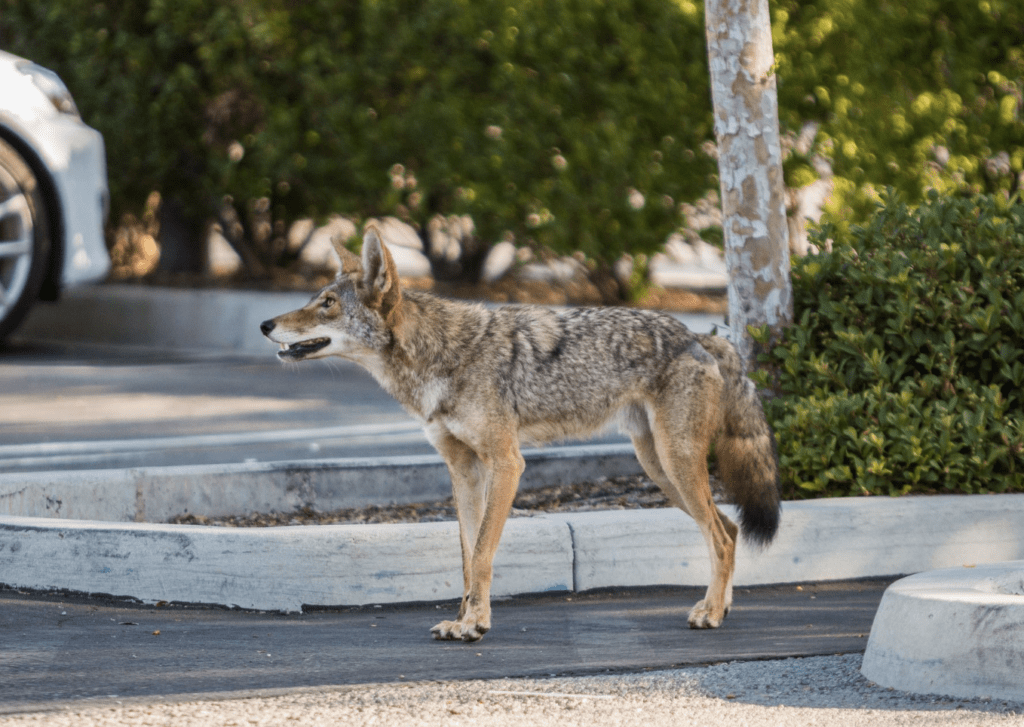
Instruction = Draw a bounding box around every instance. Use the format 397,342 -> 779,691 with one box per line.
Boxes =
167,474 -> 728,527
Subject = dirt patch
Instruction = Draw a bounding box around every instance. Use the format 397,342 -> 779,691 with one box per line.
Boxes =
167,473 -> 727,528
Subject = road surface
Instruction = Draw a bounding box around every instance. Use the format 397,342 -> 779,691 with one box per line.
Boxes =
0,579 -> 888,708
0,341 -> 625,472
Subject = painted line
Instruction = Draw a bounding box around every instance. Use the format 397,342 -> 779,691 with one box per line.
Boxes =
0,421 -> 426,459
0,431 -> 434,471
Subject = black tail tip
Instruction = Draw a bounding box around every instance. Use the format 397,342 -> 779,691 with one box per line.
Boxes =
740,501 -> 781,549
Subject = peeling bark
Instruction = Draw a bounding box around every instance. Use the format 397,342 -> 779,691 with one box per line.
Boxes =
705,0 -> 792,368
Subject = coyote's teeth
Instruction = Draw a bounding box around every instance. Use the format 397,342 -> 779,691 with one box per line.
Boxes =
276,337 -> 330,358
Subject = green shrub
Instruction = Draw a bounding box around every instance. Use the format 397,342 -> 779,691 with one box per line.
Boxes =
773,0 -> 1024,230
758,192 -> 1024,498
3,0 -> 1020,274
0,0 -> 715,268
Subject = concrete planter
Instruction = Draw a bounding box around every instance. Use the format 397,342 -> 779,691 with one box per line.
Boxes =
2,495 -> 1022,612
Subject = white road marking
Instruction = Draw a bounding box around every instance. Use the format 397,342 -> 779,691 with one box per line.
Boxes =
0,421 -> 426,460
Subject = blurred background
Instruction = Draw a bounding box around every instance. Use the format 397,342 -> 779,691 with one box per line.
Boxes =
2,0 -> 1020,304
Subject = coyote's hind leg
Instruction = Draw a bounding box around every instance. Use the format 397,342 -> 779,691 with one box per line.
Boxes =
630,422 -> 738,625
639,366 -> 736,628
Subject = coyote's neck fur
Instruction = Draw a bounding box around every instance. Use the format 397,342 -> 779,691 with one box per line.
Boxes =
377,290 -> 488,422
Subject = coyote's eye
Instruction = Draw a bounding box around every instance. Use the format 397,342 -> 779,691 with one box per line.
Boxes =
321,296 -> 335,310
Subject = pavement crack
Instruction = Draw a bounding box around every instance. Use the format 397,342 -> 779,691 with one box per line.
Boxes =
565,519 -> 579,593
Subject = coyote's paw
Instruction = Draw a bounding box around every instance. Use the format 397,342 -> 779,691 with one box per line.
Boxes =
687,600 -> 725,629
431,618 -> 489,642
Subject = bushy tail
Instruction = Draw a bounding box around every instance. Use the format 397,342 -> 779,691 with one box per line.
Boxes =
698,334 -> 781,548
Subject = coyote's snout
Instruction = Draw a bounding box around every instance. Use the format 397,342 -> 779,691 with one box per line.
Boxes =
262,224 -> 781,642
259,318 -> 330,360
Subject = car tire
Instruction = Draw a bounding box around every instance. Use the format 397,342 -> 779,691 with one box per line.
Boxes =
0,137 -> 51,342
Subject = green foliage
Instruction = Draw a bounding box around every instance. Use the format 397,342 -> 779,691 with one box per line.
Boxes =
1,0 -> 366,223
762,192 -> 1024,498
3,0 -> 1021,271
1,0 -> 715,265
773,0 -> 1024,228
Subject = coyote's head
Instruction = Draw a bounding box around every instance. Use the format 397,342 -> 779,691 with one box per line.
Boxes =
260,224 -> 403,365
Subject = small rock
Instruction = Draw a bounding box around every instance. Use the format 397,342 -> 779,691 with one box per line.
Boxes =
482,240 -> 516,283
287,218 -> 315,253
300,215 -> 358,268
372,216 -> 424,252
794,121 -> 820,156
386,244 -> 432,278
649,257 -> 728,291
664,233 -> 698,265
517,258 -> 585,284
787,178 -> 834,256
692,238 -> 726,273
515,247 -> 535,264
206,229 -> 242,276
549,257 -> 585,282
613,255 -> 634,287
428,215 -> 462,263
428,214 -> 476,263
518,261 -> 559,283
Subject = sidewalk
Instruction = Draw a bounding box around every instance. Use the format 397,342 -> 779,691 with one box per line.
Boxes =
0,579 -> 892,709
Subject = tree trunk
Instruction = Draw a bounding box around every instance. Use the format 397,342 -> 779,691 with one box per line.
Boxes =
156,196 -> 207,275
705,0 -> 792,369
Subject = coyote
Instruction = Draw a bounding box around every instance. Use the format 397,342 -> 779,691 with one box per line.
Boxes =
261,224 -> 781,642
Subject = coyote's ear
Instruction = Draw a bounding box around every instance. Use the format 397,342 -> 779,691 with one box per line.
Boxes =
361,223 -> 403,323
330,233 -> 363,276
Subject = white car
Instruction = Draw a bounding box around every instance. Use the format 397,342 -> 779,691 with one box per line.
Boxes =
0,50 -> 110,340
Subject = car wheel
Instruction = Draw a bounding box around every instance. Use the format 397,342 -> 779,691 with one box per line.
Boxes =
0,137 -> 51,342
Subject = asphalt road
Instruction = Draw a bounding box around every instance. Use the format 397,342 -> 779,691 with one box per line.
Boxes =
0,578 -> 893,712
0,340 -> 625,471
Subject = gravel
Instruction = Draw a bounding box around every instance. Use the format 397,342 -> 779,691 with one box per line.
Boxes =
168,474 -> 693,527
3,655 -> 1020,726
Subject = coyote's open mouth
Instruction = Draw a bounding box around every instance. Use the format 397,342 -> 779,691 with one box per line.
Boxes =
278,337 -> 331,360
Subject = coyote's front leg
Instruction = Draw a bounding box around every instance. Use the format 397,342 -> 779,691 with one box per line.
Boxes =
429,429 -> 524,642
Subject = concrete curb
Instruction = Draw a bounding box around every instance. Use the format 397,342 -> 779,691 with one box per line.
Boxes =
861,561 -> 1024,702
0,444 -> 643,522
2,495 -> 1022,612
